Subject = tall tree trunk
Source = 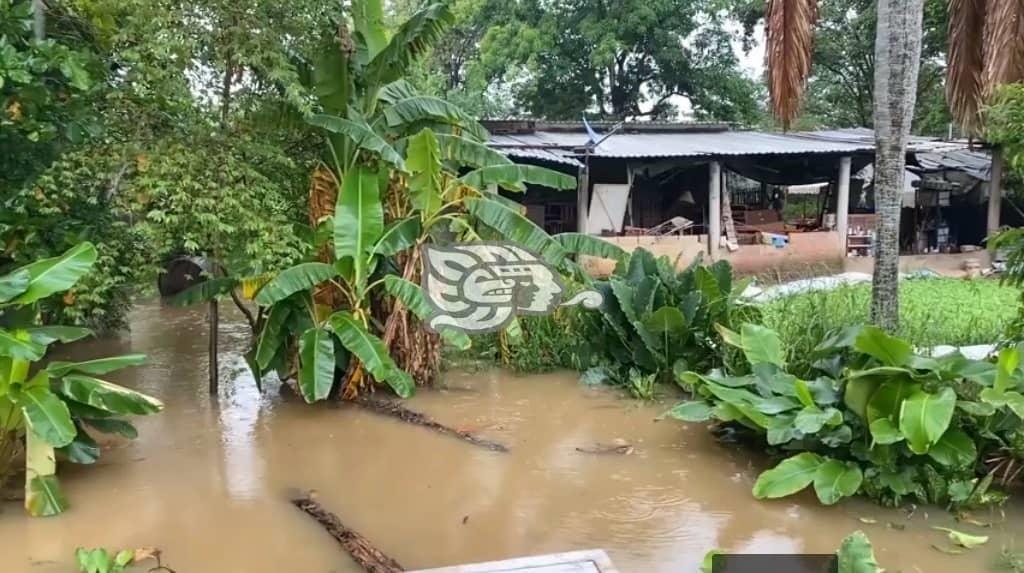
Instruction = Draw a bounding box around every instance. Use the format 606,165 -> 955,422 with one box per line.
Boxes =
869,0 -> 925,332
32,0 -> 45,40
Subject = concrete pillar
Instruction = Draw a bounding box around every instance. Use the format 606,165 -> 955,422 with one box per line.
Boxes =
708,161 -> 721,255
836,156 -> 852,253
988,148 -> 1004,239
576,165 -> 589,234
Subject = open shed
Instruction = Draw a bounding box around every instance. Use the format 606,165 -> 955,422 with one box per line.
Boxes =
486,120 -> 875,273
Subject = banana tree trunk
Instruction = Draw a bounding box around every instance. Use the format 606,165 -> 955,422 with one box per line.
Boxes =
869,0 -> 925,332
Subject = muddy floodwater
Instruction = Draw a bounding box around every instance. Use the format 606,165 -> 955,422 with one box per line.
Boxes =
1,301 -> 1021,572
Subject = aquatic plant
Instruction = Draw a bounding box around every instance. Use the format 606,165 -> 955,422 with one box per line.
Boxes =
0,243 -> 162,516
577,248 -> 755,386
669,322 -> 1024,508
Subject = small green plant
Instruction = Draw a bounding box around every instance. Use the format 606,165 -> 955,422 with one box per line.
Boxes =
627,369 -> 657,401
0,243 -> 162,516
668,321 -> 1024,508
75,547 -> 169,573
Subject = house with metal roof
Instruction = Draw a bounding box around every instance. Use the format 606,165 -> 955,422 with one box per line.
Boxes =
484,121 -> 999,275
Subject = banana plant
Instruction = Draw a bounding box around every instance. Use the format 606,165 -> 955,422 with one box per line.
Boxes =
0,243 -> 162,516
246,123 -> 586,401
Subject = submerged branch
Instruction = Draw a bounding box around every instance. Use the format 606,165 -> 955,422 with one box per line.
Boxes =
353,397 -> 509,453
290,494 -> 404,573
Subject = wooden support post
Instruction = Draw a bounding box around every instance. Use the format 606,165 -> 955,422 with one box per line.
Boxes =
708,161 -> 721,256
577,163 -> 590,234
208,299 -> 219,395
988,147 -> 1005,240
837,156 -> 852,253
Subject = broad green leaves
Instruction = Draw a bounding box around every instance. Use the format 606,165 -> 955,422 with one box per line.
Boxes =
8,242 -> 97,306
335,167 -> 385,288
254,263 -> 337,306
169,277 -> 238,307
664,401 -> 714,422
717,323 -> 785,368
465,197 -> 567,264
753,452 -> 823,499
0,268 -> 29,303
382,276 -> 471,350
384,96 -> 487,142
25,475 -> 69,517
46,355 -> 147,377
307,114 -> 405,169
460,164 -> 576,192
373,217 -> 421,257
328,312 -> 414,398
57,375 -> 164,416
899,387 -> 956,454
553,233 -> 628,262
853,326 -> 913,366
836,531 -> 880,573
753,453 -> 862,505
20,386 -> 76,448
927,429 -> 977,467
813,459 -> 864,505
406,129 -> 444,214
0,328 -> 45,360
299,328 -> 335,403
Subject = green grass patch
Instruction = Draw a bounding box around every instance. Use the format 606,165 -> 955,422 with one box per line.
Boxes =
762,278 -> 1017,374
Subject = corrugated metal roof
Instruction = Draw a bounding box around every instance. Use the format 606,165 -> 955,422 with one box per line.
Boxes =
590,130 -> 873,157
794,127 -> 971,154
916,149 -> 991,181
489,128 -> 873,161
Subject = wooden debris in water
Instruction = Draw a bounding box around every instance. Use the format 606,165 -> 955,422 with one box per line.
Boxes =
354,397 -> 509,453
575,441 -> 634,455
291,493 -> 404,573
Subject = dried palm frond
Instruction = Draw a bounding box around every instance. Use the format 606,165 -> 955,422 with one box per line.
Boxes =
765,0 -> 818,130
308,164 -> 338,227
947,0 -> 988,134
308,165 -> 346,308
984,0 -> 1024,95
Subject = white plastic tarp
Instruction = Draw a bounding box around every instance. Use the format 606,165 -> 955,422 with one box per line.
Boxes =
587,184 -> 630,235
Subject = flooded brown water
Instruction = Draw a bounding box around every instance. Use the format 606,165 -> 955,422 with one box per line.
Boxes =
1,301 -> 1021,572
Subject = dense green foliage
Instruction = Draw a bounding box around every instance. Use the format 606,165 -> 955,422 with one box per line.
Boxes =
0,243 -> 162,516
574,248 -> 754,386
398,0 -> 764,122
761,279 -> 1016,376
670,323 -> 1022,508
728,0 -> 951,133
1,0 -> 332,331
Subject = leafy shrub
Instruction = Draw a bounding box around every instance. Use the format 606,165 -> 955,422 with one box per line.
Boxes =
761,279 -> 1017,377
577,248 -> 756,386
669,323 -> 1023,508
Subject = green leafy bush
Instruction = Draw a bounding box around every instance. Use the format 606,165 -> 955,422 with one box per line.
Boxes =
669,322 -> 1023,508
577,248 -> 756,386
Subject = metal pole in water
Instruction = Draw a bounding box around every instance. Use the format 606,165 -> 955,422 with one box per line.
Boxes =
208,299 -> 219,395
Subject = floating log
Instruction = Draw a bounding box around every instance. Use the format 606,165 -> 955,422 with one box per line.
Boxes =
353,398 -> 509,453
291,494 -> 404,573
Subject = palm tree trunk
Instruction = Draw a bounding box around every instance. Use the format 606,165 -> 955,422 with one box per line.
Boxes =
869,0 -> 925,332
